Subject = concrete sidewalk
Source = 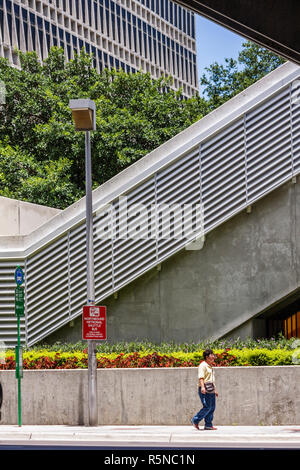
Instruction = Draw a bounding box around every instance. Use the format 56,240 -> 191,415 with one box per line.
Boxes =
0,425 -> 299,446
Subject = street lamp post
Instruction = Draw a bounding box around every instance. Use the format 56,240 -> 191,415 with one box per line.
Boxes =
69,99 -> 98,426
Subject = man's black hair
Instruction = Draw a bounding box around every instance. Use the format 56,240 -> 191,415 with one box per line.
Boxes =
203,348 -> 214,360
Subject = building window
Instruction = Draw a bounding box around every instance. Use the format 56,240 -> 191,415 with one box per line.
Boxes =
75,0 -> 79,19
191,14 -> 195,38
31,24 -> 36,50
87,0 -> 92,25
284,312 -> 300,339
5,0 -> 11,12
81,0 -> 85,23
94,2 -> 98,29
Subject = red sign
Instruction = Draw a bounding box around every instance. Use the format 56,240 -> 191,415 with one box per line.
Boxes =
82,305 -> 107,340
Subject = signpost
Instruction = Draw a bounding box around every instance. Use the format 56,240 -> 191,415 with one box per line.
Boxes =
15,286 -> 25,317
14,266 -> 24,427
82,306 -> 107,341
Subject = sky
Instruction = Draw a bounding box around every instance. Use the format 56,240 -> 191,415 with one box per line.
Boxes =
195,15 -> 246,94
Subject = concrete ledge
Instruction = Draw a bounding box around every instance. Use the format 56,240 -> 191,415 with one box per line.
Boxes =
0,196 -> 61,236
0,366 -> 299,426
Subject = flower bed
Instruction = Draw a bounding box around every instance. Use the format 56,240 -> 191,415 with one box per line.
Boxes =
0,347 -> 297,369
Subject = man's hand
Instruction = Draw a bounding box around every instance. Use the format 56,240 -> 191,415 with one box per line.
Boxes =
199,378 -> 205,394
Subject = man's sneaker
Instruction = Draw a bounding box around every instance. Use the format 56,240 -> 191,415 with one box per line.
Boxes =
204,426 -> 217,430
191,419 -> 199,430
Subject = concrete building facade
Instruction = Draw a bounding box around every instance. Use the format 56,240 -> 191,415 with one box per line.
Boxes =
0,0 -> 198,97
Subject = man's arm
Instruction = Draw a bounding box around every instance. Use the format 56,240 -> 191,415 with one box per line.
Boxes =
199,378 -> 206,394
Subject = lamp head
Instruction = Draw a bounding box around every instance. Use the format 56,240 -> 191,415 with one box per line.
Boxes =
69,98 -> 96,131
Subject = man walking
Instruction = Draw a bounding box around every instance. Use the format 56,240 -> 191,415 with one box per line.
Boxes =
191,348 -> 218,430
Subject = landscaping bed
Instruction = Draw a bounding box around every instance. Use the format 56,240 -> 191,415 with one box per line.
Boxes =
1,335 -> 299,369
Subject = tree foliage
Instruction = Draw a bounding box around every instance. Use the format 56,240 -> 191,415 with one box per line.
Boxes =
200,41 -> 286,110
0,47 -> 207,208
0,42 -> 285,209
0,141 -> 77,207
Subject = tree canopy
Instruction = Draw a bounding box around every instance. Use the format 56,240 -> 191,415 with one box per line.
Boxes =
200,41 -> 286,110
0,41 -> 285,209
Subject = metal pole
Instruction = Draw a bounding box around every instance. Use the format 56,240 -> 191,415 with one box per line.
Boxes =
17,314 -> 21,427
85,130 -> 98,426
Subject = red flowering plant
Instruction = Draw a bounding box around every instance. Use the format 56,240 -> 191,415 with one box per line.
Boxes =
212,348 -> 237,367
95,352 -> 195,368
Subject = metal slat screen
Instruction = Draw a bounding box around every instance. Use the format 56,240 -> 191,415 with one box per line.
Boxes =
246,87 -> 292,201
26,236 -> 70,345
0,260 -> 25,345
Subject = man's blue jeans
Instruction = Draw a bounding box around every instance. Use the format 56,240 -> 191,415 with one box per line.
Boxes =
192,388 -> 216,428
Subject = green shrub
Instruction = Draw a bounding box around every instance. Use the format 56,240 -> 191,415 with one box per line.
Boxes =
230,348 -> 293,366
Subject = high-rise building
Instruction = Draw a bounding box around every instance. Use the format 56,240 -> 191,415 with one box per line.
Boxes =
0,0 -> 198,97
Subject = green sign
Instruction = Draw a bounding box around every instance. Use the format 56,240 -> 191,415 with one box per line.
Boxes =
15,345 -> 23,379
15,286 -> 25,317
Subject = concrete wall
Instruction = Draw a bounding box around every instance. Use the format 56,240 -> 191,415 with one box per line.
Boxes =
0,196 -> 61,236
47,178 -> 300,344
0,366 -> 299,426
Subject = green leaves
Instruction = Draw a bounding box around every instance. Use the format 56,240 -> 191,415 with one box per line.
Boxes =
200,41 -> 286,110
0,142 -> 79,208
0,47 -> 207,208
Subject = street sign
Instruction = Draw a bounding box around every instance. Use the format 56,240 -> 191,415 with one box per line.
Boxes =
15,286 -> 25,317
15,345 -> 23,379
82,306 -> 107,341
14,266 -> 24,286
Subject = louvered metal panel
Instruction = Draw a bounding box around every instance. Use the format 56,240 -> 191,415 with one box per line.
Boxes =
26,235 -> 70,345
291,79 -> 300,173
202,117 -> 246,231
93,228 -> 114,301
156,148 -> 201,259
68,222 -> 89,321
0,260 -> 25,346
1,64 -> 300,346
246,87 -> 293,201
113,177 -> 157,290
